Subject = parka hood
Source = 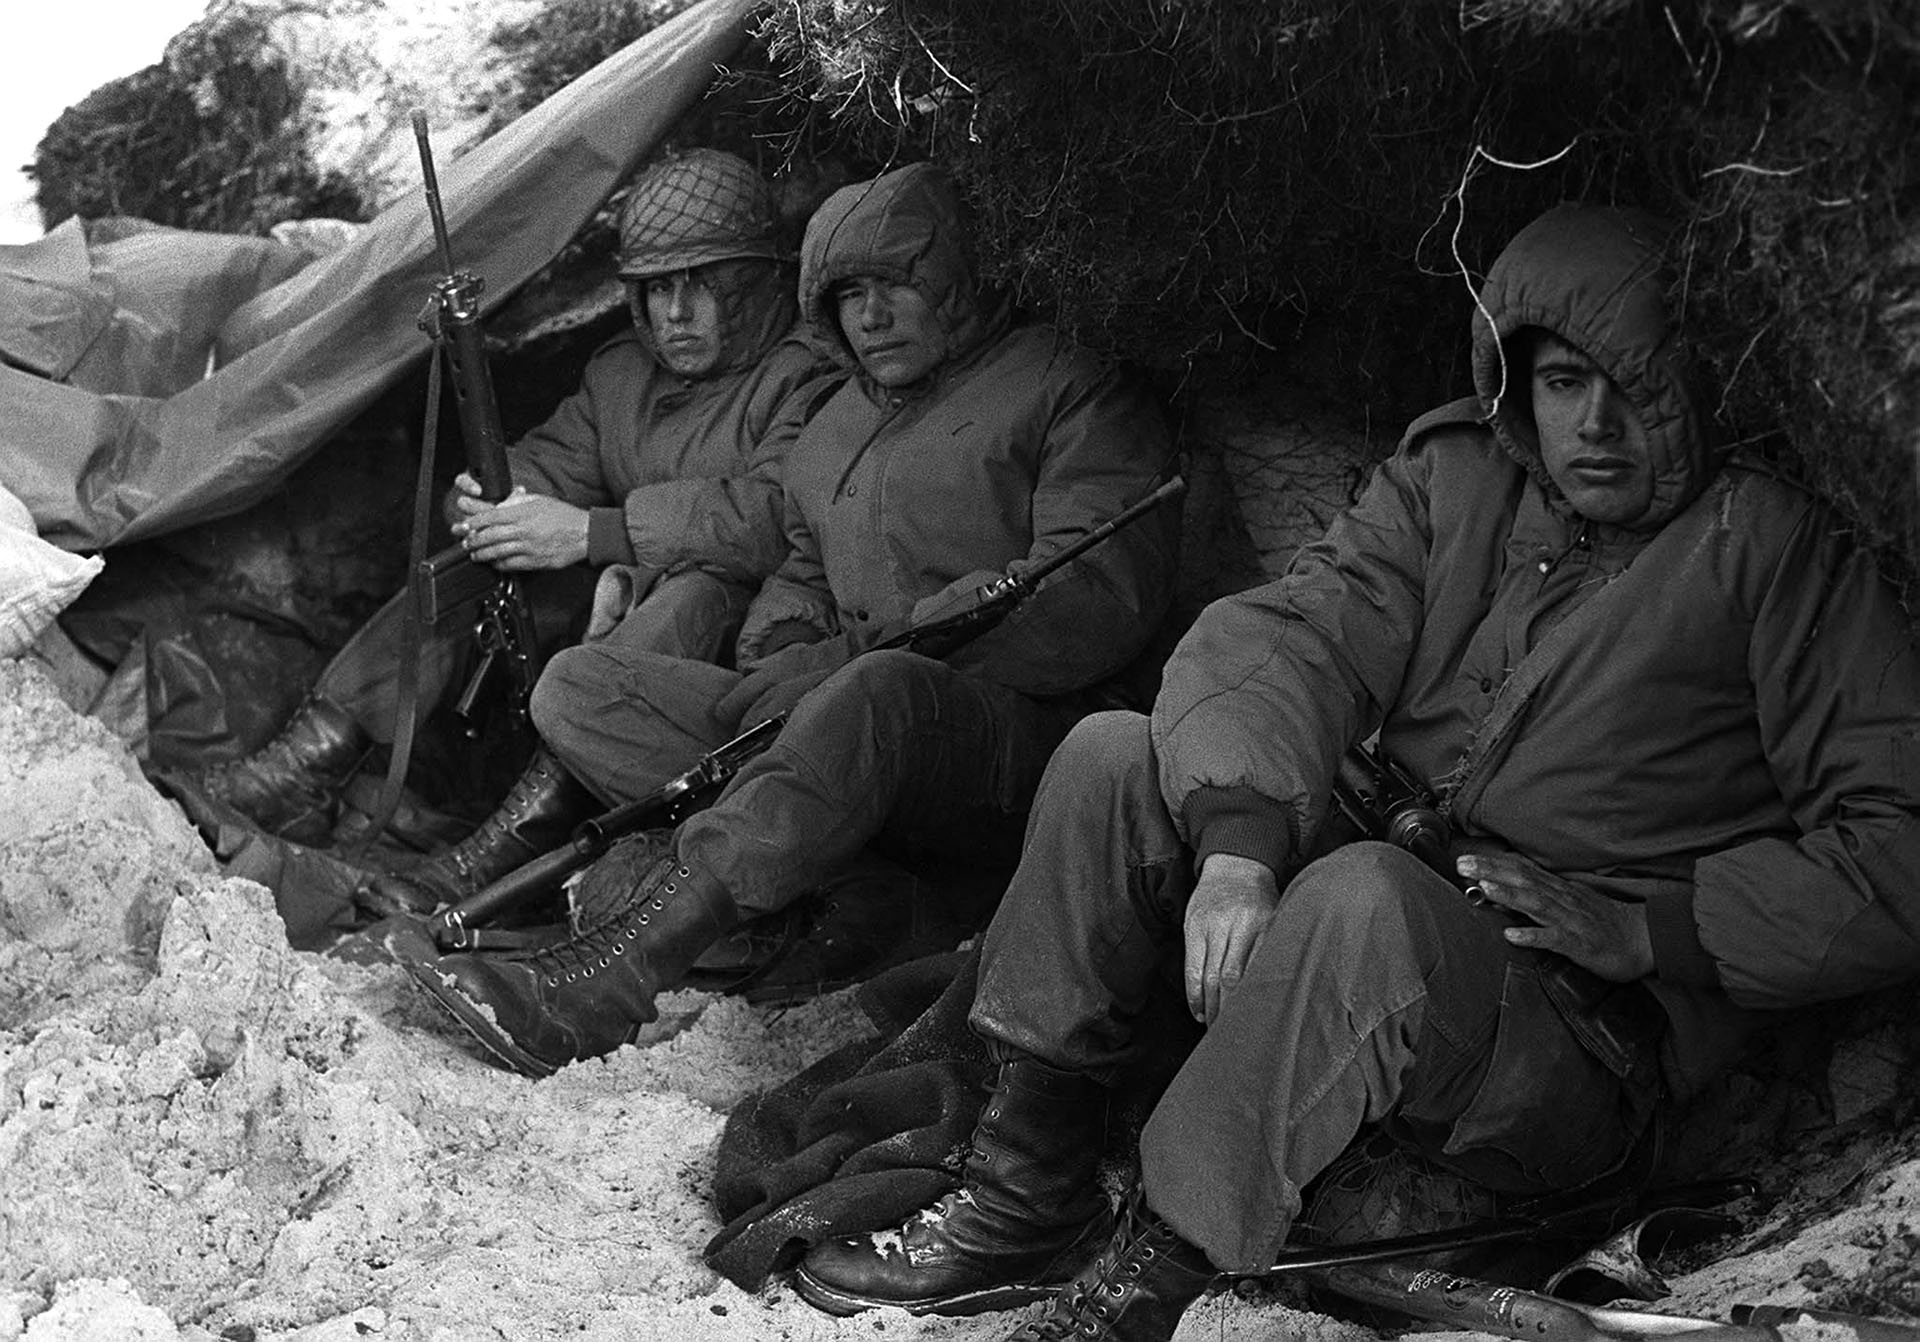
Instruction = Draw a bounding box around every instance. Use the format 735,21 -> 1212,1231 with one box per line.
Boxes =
629,256 -> 798,379
798,162 -> 1000,379
1471,204 -> 1712,531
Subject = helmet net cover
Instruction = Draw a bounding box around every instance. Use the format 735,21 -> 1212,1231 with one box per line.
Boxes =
616,149 -> 781,278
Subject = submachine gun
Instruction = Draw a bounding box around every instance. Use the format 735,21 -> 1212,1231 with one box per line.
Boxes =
423,475 -> 1188,950
1330,739 -> 1665,1094
410,109 -> 540,732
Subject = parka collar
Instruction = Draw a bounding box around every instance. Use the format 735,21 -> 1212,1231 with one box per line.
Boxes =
629,257 -> 798,379
1470,204 -> 1713,533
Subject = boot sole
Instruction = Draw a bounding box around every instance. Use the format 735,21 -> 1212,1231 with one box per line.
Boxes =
383,925 -> 562,1080
790,1267 -> 1062,1318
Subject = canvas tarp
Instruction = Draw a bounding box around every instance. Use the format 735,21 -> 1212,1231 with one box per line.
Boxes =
0,0 -> 758,554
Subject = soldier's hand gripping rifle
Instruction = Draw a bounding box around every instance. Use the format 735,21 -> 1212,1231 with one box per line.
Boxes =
411,110 -> 541,732
426,475 -> 1187,949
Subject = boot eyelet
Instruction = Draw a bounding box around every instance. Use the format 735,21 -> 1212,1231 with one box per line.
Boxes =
612,943 -> 625,955
598,956 -> 610,968
545,976 -> 559,988
638,914 -> 650,925
664,882 -> 677,894
651,898 -> 665,910
583,966 -> 596,978
564,970 -> 578,983
677,865 -> 690,877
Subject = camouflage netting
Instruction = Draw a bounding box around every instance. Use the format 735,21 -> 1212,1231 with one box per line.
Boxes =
741,0 -> 1920,590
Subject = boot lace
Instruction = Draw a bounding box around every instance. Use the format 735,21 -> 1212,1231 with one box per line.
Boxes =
1008,1196 -> 1172,1340
525,861 -> 691,987
438,757 -> 568,879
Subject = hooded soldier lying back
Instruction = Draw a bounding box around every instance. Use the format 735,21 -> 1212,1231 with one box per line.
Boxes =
791,204 -> 1920,1342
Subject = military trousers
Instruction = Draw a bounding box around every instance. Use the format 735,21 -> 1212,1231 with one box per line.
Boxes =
969,710 -> 1658,1272
315,567 -> 743,743
532,645 -> 1078,916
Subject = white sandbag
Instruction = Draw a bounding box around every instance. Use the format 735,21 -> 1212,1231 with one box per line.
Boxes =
0,480 -> 103,659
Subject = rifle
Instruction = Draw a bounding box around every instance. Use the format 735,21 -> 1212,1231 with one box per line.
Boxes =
427,475 -> 1186,948
1330,742 -> 1455,882
411,109 -> 541,731
1310,1261 -> 1920,1342
1330,741 -> 1665,1090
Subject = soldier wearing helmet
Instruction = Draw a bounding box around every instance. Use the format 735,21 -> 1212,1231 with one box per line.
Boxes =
184,150 -> 828,921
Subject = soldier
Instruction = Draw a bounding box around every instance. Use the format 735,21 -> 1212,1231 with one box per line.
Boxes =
189,150 -> 824,899
790,204 -> 1920,1341
383,162 -> 1181,1077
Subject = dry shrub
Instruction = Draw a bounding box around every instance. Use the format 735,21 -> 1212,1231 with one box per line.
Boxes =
753,0 -> 1920,584
30,14 -> 365,236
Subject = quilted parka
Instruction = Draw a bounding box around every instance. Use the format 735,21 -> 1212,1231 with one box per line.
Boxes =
1151,205 -> 1920,1094
738,163 -> 1179,699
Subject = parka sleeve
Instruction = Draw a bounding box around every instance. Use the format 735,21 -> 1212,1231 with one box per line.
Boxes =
613,353 -> 825,584
735,478 -> 841,666
501,367 -> 620,509
1680,506 -> 1920,1009
1150,443 -> 1438,876
935,366 -> 1179,697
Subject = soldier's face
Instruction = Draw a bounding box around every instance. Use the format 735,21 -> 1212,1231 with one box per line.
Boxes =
632,269 -> 724,378
1530,334 -> 1655,526
833,277 -> 949,388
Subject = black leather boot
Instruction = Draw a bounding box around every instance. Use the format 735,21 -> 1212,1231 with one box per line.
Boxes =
196,694 -> 371,845
794,1054 -> 1114,1316
1003,1187 -> 1216,1342
382,850 -> 737,1077
360,748 -> 594,917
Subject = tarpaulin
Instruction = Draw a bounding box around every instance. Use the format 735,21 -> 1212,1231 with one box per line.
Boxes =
0,0 -> 758,553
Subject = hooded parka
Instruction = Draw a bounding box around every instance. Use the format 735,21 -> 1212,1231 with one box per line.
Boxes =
1150,204 -> 1920,1097
504,276 -> 818,586
734,162 -> 1178,698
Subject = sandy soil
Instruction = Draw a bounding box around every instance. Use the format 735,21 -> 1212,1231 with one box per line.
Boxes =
6,647 -> 1918,1341
0,653 -> 1411,1341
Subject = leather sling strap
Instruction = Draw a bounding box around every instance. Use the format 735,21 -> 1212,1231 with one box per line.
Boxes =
350,345 -> 442,853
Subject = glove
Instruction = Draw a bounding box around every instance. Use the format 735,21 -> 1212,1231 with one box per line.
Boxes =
715,635 -> 858,726
910,568 -> 1005,627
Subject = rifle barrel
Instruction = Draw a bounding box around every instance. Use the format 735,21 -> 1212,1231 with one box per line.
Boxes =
1315,1263 -> 1765,1342
410,109 -> 457,276
1026,475 -> 1184,590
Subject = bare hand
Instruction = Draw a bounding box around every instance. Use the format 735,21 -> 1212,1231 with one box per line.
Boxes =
444,471 -> 487,528
456,487 -> 589,571
1184,854 -> 1281,1025
1456,852 -> 1655,983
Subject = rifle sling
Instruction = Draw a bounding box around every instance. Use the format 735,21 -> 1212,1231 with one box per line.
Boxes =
352,343 -> 444,852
